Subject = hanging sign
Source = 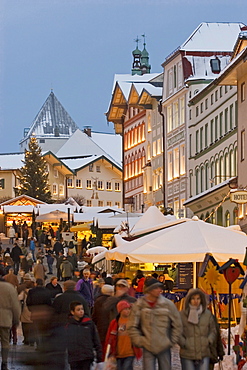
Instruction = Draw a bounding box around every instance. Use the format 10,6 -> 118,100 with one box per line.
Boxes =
230,190 -> 247,204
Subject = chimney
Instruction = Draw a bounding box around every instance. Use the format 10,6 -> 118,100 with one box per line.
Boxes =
83,126 -> 92,137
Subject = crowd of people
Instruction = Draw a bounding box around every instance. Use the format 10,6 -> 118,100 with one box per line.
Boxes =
0,224 -> 225,370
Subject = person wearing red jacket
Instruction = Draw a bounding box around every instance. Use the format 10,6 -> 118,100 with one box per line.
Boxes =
105,300 -> 142,370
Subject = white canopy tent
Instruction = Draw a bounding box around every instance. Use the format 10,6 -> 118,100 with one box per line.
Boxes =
127,206 -> 188,237
105,217 -> 247,264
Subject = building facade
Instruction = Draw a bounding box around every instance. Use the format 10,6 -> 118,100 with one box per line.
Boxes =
161,22 -> 244,219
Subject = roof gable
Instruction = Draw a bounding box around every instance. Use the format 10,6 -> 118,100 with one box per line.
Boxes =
0,194 -> 46,206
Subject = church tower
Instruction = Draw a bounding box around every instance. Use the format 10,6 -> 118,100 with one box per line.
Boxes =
131,37 -> 142,75
131,35 -> 151,76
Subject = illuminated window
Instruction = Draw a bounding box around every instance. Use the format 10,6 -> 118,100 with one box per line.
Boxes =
173,101 -> 179,128
86,180 -> 92,189
180,145 -> 185,175
98,201 -> 104,207
67,178 -> 73,188
115,202 -> 120,207
59,185 -> 64,195
107,201 -> 112,206
106,182 -> 112,190
167,105 -> 172,132
97,181 -> 103,190
53,184 -> 58,195
115,182 -> 120,191
153,141 -> 157,157
87,200 -> 92,207
76,179 -> 82,188
168,152 -> 173,180
174,148 -> 179,178
147,115 -> 151,132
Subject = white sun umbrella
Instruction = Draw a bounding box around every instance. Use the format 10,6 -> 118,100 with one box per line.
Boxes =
105,217 -> 247,264
86,246 -> 107,255
36,209 -> 73,222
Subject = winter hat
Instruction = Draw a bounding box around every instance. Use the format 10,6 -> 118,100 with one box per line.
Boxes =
116,279 -> 129,288
117,300 -> 131,313
144,278 -> 163,294
5,253 -> 10,257
23,273 -> 32,281
101,284 -> 114,296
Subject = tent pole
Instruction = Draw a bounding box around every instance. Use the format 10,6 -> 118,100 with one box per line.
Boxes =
193,262 -> 197,288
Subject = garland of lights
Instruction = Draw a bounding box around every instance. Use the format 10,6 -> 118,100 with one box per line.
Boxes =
204,190 -> 231,222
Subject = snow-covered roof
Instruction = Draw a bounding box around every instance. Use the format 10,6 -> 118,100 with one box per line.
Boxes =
138,84 -> 163,97
56,129 -> 122,168
90,132 -> 122,165
181,22 -> 245,52
3,205 -> 34,213
35,204 -> 77,214
185,55 -> 231,81
56,129 -> 104,158
0,153 -> 24,170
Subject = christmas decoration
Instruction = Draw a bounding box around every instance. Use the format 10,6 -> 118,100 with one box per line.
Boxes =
17,136 -> 52,202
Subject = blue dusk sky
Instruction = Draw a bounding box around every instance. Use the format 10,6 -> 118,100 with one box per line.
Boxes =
0,0 -> 246,153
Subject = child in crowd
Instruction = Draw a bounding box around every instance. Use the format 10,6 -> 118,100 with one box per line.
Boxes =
105,300 -> 142,370
66,301 -> 102,370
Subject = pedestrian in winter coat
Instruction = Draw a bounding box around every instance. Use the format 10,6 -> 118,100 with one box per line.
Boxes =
0,266 -> 21,370
46,250 -> 54,274
127,277 -> 182,370
3,268 -> 19,288
92,284 -> 114,350
179,288 -> 217,370
29,237 -> 36,262
33,259 -> 46,282
8,226 -> 16,244
103,279 -> 136,324
105,300 -> 142,369
76,269 -> 94,310
45,277 -> 63,299
65,301 -> 102,370
60,257 -> 73,281
10,242 -> 22,275
52,280 -> 90,326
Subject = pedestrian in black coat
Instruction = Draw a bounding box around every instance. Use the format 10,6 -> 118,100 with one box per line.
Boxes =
10,243 -> 22,275
66,302 -> 102,370
52,280 -> 90,325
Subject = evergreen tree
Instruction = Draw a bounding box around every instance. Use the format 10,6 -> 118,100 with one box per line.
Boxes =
18,136 -> 52,202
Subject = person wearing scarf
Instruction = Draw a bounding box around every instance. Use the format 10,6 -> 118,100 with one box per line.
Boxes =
179,288 -> 216,370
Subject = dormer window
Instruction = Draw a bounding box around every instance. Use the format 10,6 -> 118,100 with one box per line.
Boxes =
210,58 -> 221,74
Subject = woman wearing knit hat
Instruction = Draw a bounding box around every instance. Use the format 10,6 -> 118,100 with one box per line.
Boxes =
179,288 -> 217,370
105,300 -> 142,369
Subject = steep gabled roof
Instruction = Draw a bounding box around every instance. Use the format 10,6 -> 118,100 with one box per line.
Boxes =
56,129 -> 122,168
20,91 -> 79,143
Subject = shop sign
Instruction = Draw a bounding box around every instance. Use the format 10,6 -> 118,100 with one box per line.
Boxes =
230,190 -> 247,204
177,263 -> 193,289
